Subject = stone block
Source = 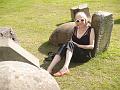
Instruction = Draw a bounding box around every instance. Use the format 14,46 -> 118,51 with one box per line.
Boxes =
70,4 -> 91,21
91,11 -> 113,56
0,38 -> 40,68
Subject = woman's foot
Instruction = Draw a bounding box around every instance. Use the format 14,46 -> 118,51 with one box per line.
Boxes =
53,68 -> 70,77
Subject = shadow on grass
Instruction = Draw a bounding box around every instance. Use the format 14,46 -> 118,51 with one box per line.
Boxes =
38,41 -> 58,55
40,58 -> 89,74
38,41 -> 58,71
114,19 -> 120,24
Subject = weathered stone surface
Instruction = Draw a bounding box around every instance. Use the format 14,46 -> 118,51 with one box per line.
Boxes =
49,22 -> 75,46
0,61 -> 60,90
0,38 -> 40,68
91,11 -> 113,56
0,27 -> 18,43
70,4 -> 91,21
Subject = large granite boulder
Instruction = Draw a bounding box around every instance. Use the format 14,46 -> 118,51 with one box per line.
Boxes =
0,61 -> 60,90
0,27 -> 18,43
91,11 -> 113,56
49,22 -> 75,46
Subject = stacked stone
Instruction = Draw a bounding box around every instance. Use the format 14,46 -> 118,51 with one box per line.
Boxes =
91,11 -> 113,56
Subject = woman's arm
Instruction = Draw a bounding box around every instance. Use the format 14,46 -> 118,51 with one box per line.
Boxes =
73,28 -> 95,49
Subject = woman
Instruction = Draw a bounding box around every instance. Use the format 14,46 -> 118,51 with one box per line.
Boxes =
47,12 -> 95,77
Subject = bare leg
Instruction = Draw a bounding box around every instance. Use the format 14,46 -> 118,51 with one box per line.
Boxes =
54,49 -> 73,76
47,54 -> 61,73
60,49 -> 73,71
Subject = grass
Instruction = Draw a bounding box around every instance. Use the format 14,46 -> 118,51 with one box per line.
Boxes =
0,0 -> 120,90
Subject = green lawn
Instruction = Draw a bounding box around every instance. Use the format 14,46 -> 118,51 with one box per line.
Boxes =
0,0 -> 120,90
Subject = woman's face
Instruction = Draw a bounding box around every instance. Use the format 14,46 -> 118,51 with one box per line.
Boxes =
75,15 -> 86,26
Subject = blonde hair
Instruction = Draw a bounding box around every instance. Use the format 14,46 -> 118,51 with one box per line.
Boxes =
75,12 -> 91,25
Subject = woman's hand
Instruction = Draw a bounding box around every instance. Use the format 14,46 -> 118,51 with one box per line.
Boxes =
72,41 -> 94,49
71,41 -> 79,47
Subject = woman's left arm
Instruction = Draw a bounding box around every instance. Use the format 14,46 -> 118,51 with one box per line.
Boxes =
73,28 -> 95,49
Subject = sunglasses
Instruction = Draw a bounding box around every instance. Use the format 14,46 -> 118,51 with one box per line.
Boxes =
75,19 -> 85,22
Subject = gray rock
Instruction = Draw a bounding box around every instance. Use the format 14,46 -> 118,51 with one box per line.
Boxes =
0,38 -> 40,68
0,27 -> 18,43
91,11 -> 113,56
0,61 -> 60,90
49,22 -> 75,46
70,4 -> 91,21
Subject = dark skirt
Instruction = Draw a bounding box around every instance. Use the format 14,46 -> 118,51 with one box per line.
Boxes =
56,41 -> 92,63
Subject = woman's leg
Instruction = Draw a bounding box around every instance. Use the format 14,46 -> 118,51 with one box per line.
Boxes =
47,54 -> 61,73
61,49 -> 73,71
54,49 -> 73,76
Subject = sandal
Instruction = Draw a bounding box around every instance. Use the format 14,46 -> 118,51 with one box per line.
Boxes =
45,52 -> 56,61
53,69 -> 70,77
